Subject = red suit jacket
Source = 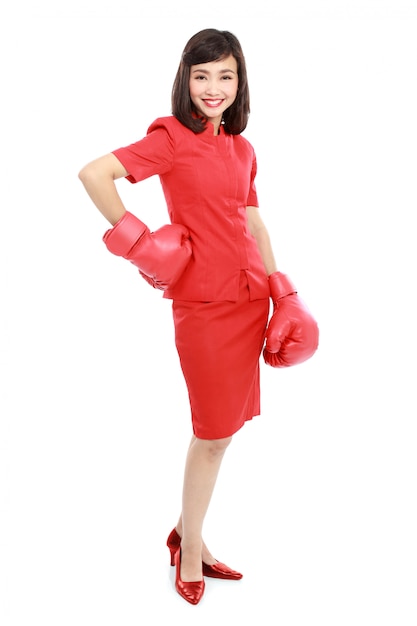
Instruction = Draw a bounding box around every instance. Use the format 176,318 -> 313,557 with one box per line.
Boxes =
112,116 -> 269,302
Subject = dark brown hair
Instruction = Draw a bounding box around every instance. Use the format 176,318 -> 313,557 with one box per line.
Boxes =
171,29 -> 250,135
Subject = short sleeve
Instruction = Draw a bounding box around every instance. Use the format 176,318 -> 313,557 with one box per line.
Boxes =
112,119 -> 175,184
246,151 -> 259,207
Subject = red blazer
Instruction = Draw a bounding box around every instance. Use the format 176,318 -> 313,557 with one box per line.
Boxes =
112,116 -> 270,302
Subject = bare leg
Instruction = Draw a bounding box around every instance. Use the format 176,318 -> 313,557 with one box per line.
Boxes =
178,434 -> 232,582
175,437 -> 217,565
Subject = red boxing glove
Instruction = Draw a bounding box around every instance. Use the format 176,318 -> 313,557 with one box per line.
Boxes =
263,272 -> 319,367
103,211 -> 192,290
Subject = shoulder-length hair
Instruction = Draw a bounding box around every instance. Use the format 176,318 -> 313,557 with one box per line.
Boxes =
171,29 -> 250,135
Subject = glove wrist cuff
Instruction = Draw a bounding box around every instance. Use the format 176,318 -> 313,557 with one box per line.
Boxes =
103,211 -> 148,257
269,271 -> 297,301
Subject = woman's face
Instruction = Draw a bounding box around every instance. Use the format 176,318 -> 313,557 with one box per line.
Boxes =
189,55 -> 239,132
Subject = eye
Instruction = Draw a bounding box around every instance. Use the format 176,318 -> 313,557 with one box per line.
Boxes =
194,75 -> 207,80
221,75 -> 233,80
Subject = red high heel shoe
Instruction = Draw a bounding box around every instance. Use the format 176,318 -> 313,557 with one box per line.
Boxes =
167,528 -> 243,580
174,547 -> 205,605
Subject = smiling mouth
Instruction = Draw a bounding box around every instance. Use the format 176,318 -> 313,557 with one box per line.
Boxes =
202,99 -> 224,107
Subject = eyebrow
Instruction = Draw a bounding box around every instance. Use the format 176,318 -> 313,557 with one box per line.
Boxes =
191,68 -> 237,74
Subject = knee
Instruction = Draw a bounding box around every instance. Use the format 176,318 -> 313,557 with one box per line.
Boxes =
201,435 -> 233,459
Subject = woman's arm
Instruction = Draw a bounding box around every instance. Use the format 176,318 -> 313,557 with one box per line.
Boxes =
246,205 -> 277,276
78,153 -> 130,225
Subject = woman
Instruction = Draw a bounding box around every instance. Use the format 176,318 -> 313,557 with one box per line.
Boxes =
79,28 -> 318,605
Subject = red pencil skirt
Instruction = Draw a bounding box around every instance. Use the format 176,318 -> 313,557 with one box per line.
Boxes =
172,271 -> 270,439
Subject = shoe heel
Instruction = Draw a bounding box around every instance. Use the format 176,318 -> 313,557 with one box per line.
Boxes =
169,547 -> 176,566
167,527 -> 181,566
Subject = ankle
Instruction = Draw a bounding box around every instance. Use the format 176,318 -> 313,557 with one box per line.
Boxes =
181,537 -> 203,554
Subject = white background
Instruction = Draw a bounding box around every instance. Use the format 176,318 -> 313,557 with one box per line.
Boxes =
1,1 -> 416,624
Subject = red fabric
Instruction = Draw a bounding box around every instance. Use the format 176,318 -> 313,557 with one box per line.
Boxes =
173,272 -> 269,439
112,117 -> 271,438
112,116 -> 269,302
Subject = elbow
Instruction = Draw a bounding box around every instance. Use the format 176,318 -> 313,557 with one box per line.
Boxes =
78,163 -> 94,185
250,223 -> 268,239
78,162 -> 106,191
78,164 -> 88,185
78,157 -> 121,186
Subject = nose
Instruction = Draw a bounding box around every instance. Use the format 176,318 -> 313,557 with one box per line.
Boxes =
205,80 -> 220,96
